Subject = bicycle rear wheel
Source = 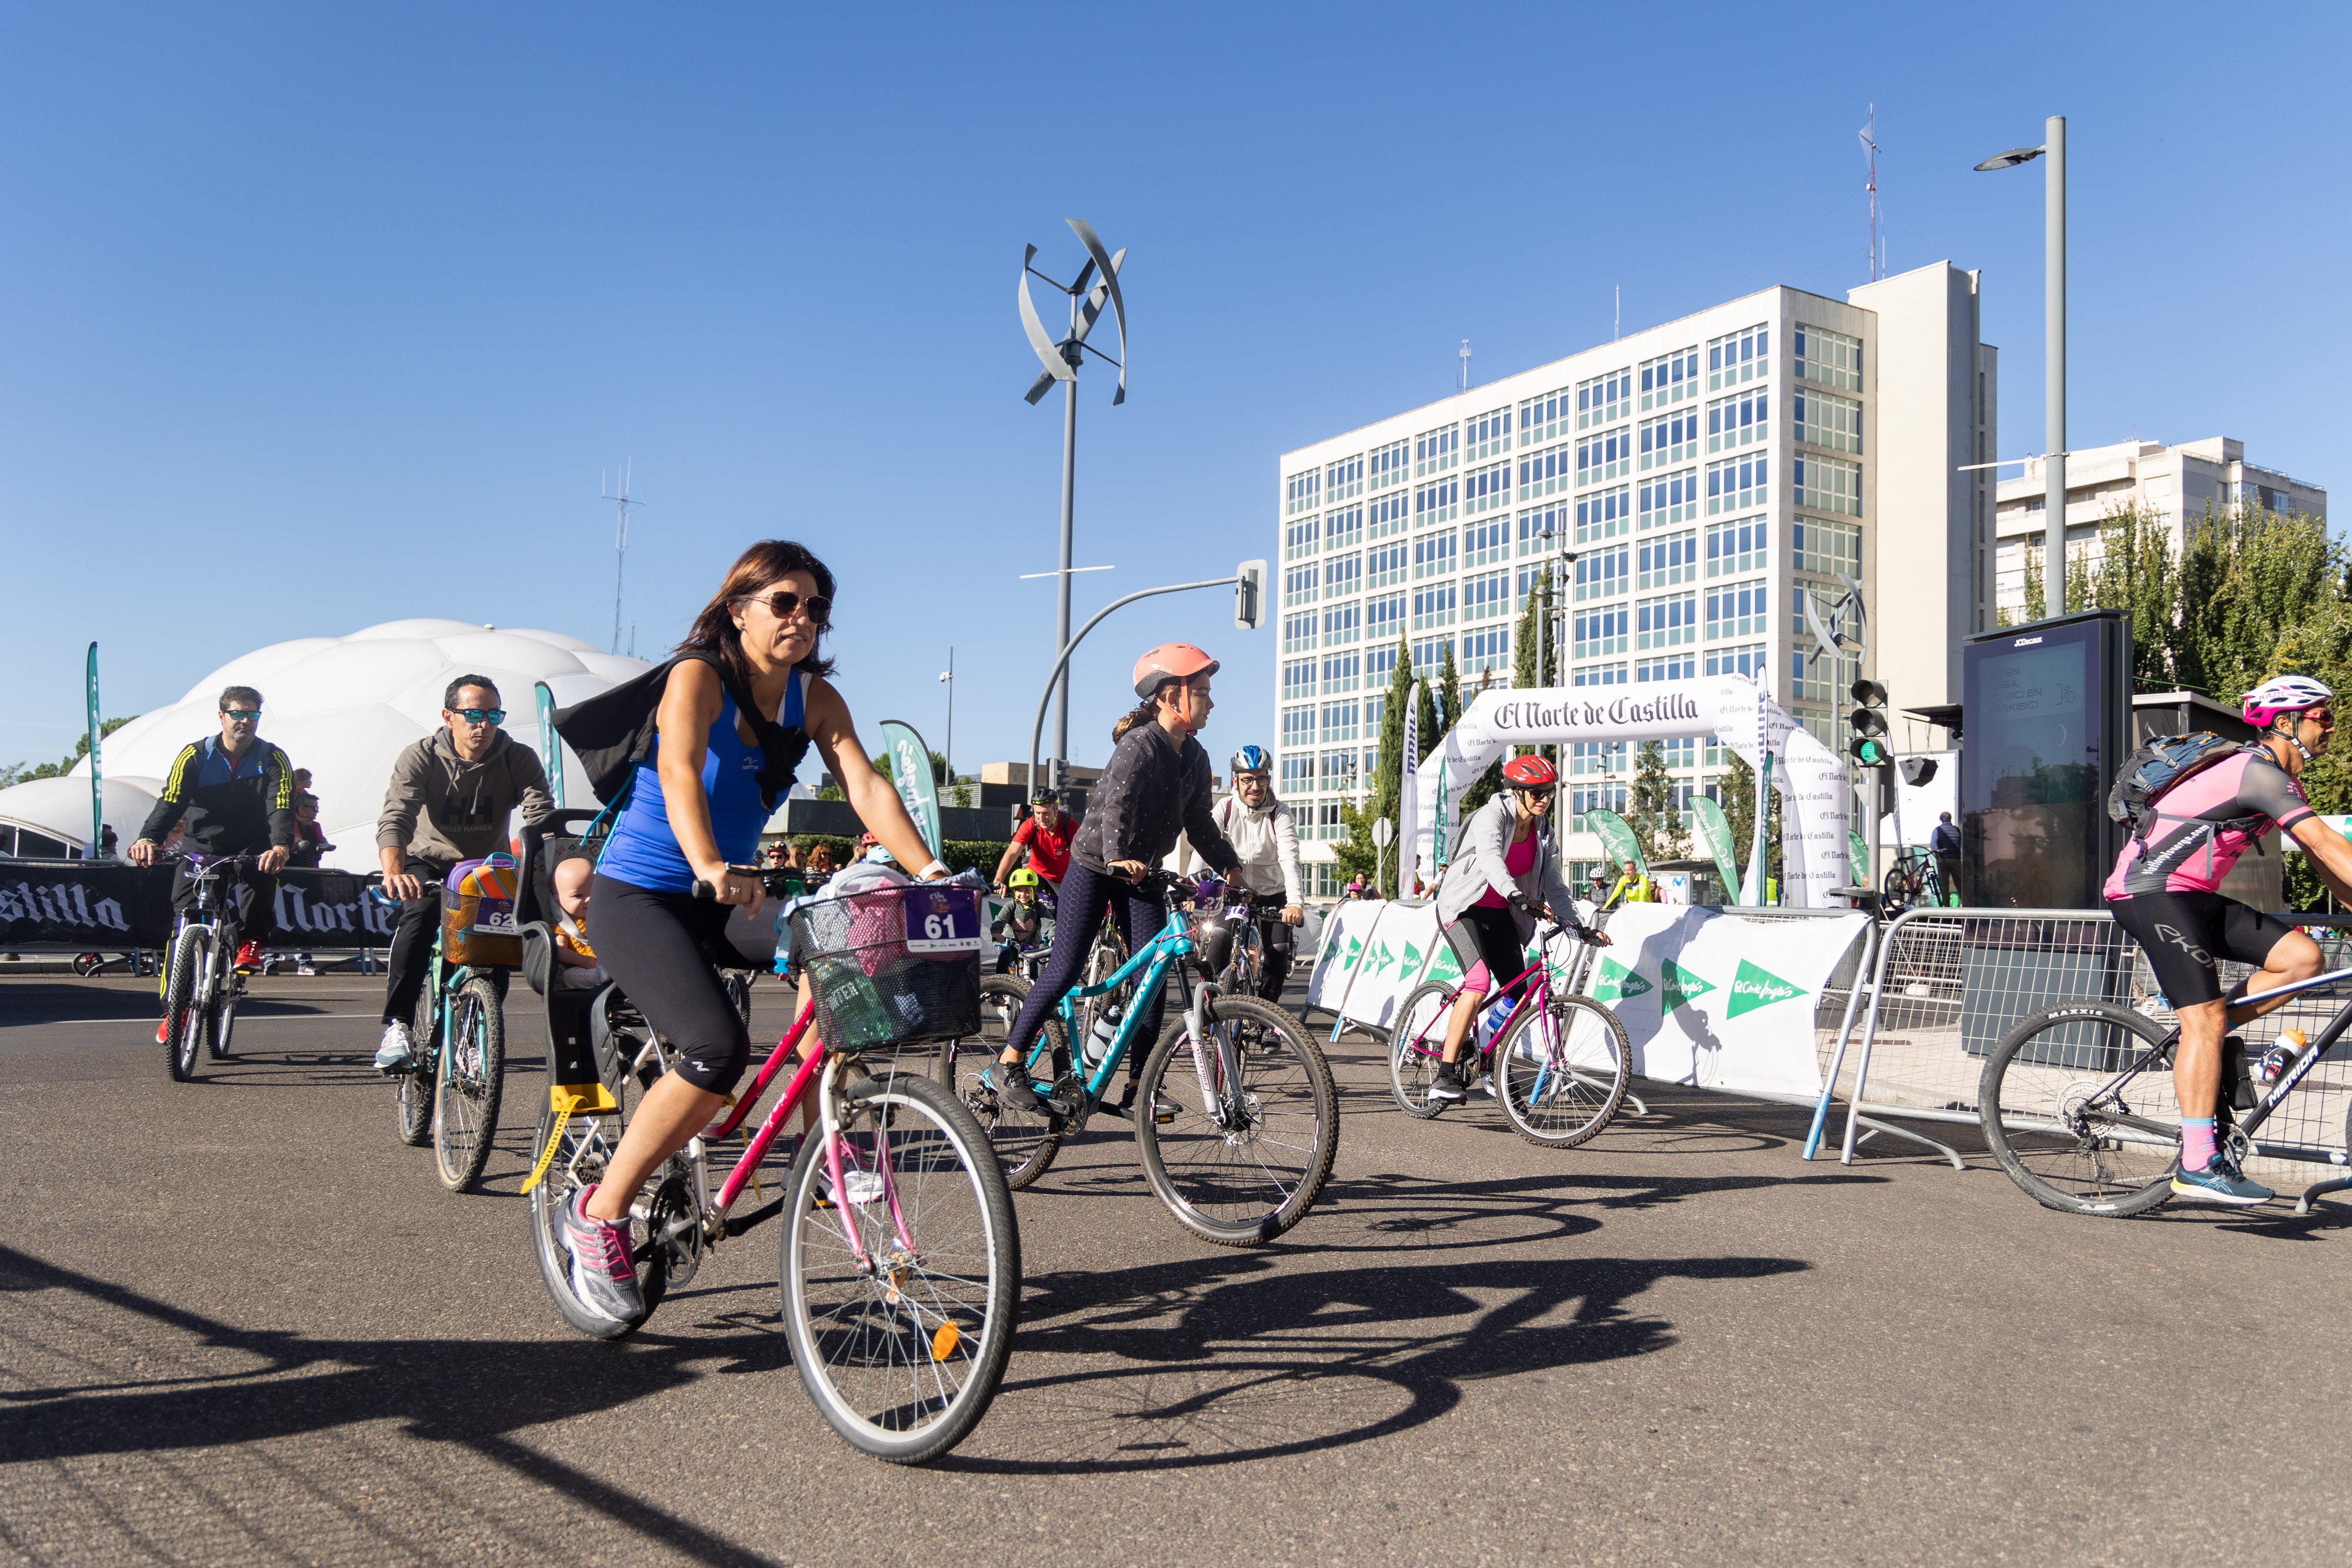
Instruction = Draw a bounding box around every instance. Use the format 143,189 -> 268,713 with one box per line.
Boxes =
781,1069 -> 1019,1464
162,928 -> 205,1082
937,974 -> 1065,1188
1494,994 -> 1629,1146
396,987 -> 436,1147
1386,981 -> 1453,1119
1135,994 -> 1339,1246
1979,1002 -> 2179,1216
527,1078 -> 669,1339
434,974 -> 506,1192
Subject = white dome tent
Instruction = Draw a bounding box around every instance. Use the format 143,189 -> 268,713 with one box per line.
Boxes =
4,620 -> 653,871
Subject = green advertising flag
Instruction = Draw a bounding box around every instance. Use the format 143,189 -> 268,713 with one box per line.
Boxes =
1432,760 -> 1452,871
1689,795 -> 1740,904
85,642 -> 102,855
535,681 -> 564,808
878,720 -> 942,857
1848,828 -> 1869,886
1586,808 -> 1646,876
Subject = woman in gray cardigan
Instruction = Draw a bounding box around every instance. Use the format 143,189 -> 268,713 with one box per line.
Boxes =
1425,754 -> 1608,1101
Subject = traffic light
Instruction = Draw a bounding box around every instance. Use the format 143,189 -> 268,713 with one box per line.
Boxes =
1849,678 -> 1892,770
1234,559 -> 1267,630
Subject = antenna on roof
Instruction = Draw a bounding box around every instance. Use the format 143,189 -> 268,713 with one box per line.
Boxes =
602,462 -> 646,656
1459,339 -> 1471,393
1860,106 -> 1882,282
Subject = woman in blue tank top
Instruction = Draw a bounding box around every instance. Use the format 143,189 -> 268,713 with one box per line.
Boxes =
562,540 -> 946,1325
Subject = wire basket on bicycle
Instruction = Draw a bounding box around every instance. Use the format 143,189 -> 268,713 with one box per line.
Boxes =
790,882 -> 986,1052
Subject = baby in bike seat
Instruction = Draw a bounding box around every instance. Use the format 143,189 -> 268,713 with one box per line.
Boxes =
551,857 -> 609,991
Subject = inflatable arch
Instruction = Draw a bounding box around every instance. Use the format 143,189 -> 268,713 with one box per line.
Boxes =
1407,674 -> 1851,908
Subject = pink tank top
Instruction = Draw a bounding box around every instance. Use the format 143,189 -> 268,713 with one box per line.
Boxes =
1474,830 -> 1539,910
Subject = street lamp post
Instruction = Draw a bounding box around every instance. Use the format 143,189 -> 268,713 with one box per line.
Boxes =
938,649 -> 954,799
1977,116 -> 2067,615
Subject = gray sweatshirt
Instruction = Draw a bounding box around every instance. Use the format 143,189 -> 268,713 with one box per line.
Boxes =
376,728 -> 553,873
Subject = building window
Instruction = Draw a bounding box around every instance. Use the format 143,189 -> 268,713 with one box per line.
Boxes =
1366,591 -> 1406,643
1285,469 -> 1320,515
1575,544 -> 1629,602
1707,515 -> 1769,577
1638,654 -> 1695,682
1572,664 -> 1628,688
1322,599 -> 1361,647
1284,562 -> 1318,606
1572,740 -> 1629,775
1414,477 -> 1459,525
1570,781 -> 1628,833
1282,658 -> 1317,702
1367,641 -> 1398,685
1324,504 -> 1364,551
1461,516 -> 1510,567
1322,700 -> 1360,743
1518,502 -> 1569,556
1791,644 -> 1859,705
1705,579 -> 1770,640
1415,423 -> 1459,476
1578,368 -> 1633,429
1658,737 -> 1698,768
1369,437 -> 1410,491
1794,455 -> 1863,517
1412,529 -> 1458,579
1706,387 -> 1770,453
1368,493 -> 1411,539
1636,591 -> 1696,649
1460,626 -> 1510,676
1281,706 -> 1315,748
1705,643 -> 1768,681
1281,752 -> 1314,791
1576,426 -> 1633,486
1793,390 -> 1862,454
1706,454 -> 1768,515
1367,540 -> 1409,590
1573,606 -> 1629,658
1463,568 -> 1514,622
1314,799 -> 1348,841
1465,459 -> 1512,514
1362,692 -> 1387,734
1639,410 -> 1702,470
1321,650 -> 1361,694
1707,323 -> 1770,390
1325,452 -> 1364,503
1575,486 -> 1631,543
1411,581 -> 1457,630
1518,440 -> 1573,501
1320,750 -> 1359,794
1309,862 -> 1346,898
1411,636 -> 1452,676
1465,407 -> 1513,461
1640,346 -> 1701,409
1323,551 -> 1362,599
1284,515 -> 1319,561
1793,517 -> 1861,579
1518,386 -> 1572,445
1638,467 -> 1701,529
1284,611 -> 1317,654
1638,529 -> 1699,590
1793,323 -> 1862,391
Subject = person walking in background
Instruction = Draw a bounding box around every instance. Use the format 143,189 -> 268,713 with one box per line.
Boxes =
1930,810 -> 1961,885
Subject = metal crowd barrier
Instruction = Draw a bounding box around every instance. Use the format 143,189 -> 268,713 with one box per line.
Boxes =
1806,906 -> 2352,1178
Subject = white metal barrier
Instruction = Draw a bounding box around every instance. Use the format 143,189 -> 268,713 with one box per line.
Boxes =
1809,906 -> 2352,1176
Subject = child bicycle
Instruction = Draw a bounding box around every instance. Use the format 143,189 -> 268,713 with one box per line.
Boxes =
1385,900 -> 1632,1147
938,868 -> 1339,1247
523,865 -> 1019,1464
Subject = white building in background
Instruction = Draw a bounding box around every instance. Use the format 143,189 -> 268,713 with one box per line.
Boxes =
1992,437 -> 2327,619
1272,262 -> 1996,894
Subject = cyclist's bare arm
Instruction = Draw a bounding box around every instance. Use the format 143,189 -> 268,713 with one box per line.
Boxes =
2288,815 -> 2352,906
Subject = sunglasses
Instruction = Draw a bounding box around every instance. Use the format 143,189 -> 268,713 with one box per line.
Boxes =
1517,786 -> 1557,798
220,710 -> 261,723
451,708 -> 506,726
740,590 -> 832,627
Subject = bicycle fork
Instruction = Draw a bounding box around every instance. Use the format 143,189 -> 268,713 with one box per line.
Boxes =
1183,981 -> 1247,1133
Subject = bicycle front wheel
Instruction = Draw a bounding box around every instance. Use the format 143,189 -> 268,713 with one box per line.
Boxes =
937,974 -> 1065,1189
527,1079 -> 668,1339
1386,981 -> 1454,1119
781,1070 -> 1020,1464
1135,994 -> 1339,1246
1980,1002 -> 2179,1216
162,929 -> 203,1082
1494,993 -> 1629,1147
434,974 -> 506,1191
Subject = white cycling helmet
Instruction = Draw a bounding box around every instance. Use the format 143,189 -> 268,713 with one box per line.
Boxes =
2243,674 -> 2333,730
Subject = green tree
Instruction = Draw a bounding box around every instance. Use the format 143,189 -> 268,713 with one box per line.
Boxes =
1512,561 -> 1556,691
2087,502 -> 2180,685
1332,635 -> 1415,897
1716,750 -> 1781,897
1626,740 -> 1685,862
1437,638 -> 1464,737
0,716 -> 139,789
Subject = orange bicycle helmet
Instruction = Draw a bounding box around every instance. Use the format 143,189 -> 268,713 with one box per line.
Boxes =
1501,754 -> 1558,788
1132,643 -> 1219,700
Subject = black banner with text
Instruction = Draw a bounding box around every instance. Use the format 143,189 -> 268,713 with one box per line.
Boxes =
0,862 -> 398,950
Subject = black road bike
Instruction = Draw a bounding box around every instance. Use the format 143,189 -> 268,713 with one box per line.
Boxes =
158,853 -> 256,1082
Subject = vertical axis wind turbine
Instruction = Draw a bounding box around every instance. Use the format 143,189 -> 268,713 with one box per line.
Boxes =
1860,105 -> 1882,282
603,462 -> 646,656
1018,220 -> 1128,791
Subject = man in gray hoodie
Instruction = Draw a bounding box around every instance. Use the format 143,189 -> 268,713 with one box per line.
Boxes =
371,674 -> 553,1072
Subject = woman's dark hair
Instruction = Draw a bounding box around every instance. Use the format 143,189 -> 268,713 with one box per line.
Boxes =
1110,676 -> 1193,743
677,540 -> 838,687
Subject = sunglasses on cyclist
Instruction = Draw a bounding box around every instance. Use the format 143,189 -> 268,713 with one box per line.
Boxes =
450,708 -> 506,726
739,590 -> 832,627
1516,785 -> 1557,799
220,710 -> 260,723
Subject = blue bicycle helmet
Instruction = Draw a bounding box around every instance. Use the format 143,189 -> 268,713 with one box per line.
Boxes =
1231,744 -> 1272,775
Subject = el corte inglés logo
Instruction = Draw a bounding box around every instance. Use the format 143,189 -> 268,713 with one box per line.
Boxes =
1592,957 -> 1652,1002
1725,958 -> 1807,1018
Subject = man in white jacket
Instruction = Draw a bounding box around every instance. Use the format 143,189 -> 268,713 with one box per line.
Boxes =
1174,745 -> 1305,1000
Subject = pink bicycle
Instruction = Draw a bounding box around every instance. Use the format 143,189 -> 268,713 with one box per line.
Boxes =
523,872 -> 1018,1464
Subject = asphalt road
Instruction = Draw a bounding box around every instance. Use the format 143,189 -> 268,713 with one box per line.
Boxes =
4,969 -> 2350,1567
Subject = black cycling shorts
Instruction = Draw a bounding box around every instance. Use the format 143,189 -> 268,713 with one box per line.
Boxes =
1444,904 -> 1530,997
590,873 -> 753,1095
2107,891 -> 2297,1009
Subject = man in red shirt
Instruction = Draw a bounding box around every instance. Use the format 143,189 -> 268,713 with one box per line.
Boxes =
993,789 -> 1076,892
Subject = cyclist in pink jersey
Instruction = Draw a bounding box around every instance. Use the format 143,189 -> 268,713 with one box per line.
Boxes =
2105,676 -> 2352,1203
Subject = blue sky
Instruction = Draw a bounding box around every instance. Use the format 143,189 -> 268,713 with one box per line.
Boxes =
5,2 -> 2346,780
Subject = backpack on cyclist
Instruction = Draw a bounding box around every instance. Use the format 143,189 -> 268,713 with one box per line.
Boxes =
2105,731 -> 2273,871
552,652 -> 811,811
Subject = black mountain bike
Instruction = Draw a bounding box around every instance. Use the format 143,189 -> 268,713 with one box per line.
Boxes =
158,852 -> 256,1082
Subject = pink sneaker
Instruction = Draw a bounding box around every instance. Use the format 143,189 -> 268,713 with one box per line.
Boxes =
559,1185 -> 643,1322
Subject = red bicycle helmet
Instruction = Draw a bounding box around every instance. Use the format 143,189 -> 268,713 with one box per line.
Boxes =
1501,754 -> 1558,788
1132,642 -> 1220,699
